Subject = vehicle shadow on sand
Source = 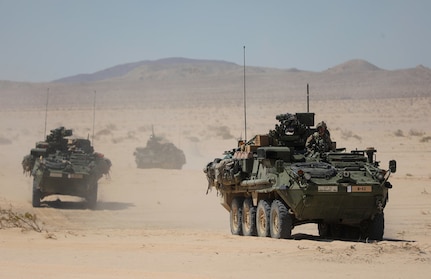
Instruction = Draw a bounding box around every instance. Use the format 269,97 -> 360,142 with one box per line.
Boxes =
41,199 -> 135,211
290,233 -> 414,243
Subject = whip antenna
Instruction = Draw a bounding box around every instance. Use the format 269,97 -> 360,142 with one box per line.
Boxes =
92,90 -> 96,145
307,83 -> 310,112
44,88 -> 49,137
243,46 -> 247,142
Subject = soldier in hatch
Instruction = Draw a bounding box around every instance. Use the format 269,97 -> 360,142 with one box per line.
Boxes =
306,121 -> 334,153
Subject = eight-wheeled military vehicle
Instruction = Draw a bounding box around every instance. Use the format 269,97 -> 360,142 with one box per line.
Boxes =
134,129 -> 186,169
204,112 -> 396,241
22,127 -> 111,209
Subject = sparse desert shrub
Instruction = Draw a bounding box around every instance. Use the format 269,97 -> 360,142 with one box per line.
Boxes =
409,129 -> 424,137
111,137 -> 124,144
0,207 -> 42,232
95,128 -> 112,138
420,136 -> 431,143
126,131 -> 137,140
211,125 -> 234,140
340,130 -> 362,141
0,136 -> 12,145
394,129 -> 404,137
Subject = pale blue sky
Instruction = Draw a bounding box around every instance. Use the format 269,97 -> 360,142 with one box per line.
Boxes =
1,0 -> 430,82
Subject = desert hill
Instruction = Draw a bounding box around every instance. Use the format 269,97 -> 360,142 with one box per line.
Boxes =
53,58 -> 238,83
324,59 -> 382,73
1,58 -> 431,110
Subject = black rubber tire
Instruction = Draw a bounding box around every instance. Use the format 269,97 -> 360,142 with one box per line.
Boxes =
318,223 -> 331,238
256,200 -> 271,237
242,198 -> 257,236
86,182 -> 98,210
368,213 -> 384,241
230,197 -> 243,235
329,224 -> 343,239
32,178 -> 41,208
270,199 -> 292,239
343,225 -> 361,240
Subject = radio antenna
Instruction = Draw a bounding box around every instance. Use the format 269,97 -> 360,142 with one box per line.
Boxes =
44,88 -> 49,137
307,83 -> 310,112
243,45 -> 247,142
92,90 -> 96,145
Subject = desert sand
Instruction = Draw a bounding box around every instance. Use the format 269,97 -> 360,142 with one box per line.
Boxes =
1,94 -> 431,278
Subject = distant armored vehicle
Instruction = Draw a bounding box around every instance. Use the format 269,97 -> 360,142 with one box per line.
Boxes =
204,112 -> 396,240
22,127 -> 111,209
134,129 -> 186,169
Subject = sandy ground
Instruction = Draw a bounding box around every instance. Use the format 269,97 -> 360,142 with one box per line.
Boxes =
1,97 -> 431,278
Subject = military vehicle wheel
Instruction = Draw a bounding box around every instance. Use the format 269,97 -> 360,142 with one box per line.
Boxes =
329,224 -> 343,239
230,198 -> 243,235
256,200 -> 270,237
242,198 -> 257,236
270,200 -> 292,239
367,213 -> 384,241
86,182 -> 98,209
32,179 -> 41,208
318,223 -> 331,238
343,225 -> 361,240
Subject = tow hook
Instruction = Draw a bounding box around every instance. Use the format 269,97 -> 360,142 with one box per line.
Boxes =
376,200 -> 384,212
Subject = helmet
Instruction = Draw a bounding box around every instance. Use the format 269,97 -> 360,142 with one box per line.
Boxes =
317,121 -> 327,129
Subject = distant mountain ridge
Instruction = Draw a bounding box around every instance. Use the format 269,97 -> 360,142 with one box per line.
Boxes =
53,61 -> 150,83
1,57 -> 431,110
52,57 -> 431,84
53,57 -> 237,83
324,59 -> 382,73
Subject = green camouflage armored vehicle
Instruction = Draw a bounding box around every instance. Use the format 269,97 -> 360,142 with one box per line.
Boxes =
134,129 -> 186,169
204,112 -> 396,241
22,127 -> 111,209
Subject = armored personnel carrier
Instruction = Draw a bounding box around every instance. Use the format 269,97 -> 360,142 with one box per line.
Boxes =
134,129 -> 186,169
22,127 -> 111,209
204,112 -> 396,241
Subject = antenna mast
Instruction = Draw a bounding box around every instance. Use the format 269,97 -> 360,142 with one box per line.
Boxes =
92,90 -> 96,144
44,88 -> 49,137
243,46 -> 247,142
307,83 -> 310,112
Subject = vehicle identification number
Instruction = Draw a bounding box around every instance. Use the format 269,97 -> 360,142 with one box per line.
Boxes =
318,186 -> 338,192
49,172 -> 62,177
68,174 -> 83,179
348,185 -> 372,192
